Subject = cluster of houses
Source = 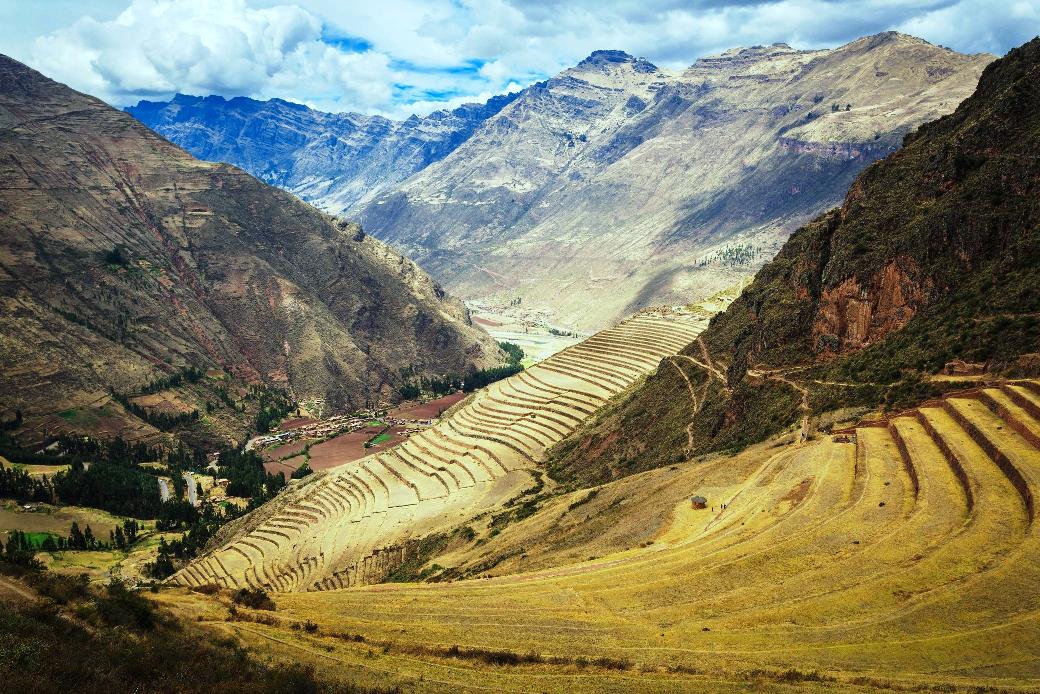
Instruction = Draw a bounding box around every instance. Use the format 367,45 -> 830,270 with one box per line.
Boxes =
244,411 -> 385,451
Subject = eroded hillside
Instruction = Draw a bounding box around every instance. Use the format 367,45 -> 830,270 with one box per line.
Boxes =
0,55 -> 501,447
547,36 -> 1040,486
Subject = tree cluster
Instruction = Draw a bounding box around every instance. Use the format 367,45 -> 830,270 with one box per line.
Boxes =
253,386 -> 294,434
147,503 -> 242,579
498,341 -> 524,366
111,390 -> 200,432
0,463 -> 54,503
217,447 -> 285,501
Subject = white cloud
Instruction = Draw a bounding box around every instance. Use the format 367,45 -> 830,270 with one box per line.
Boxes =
5,0 -> 1036,118
24,0 -> 394,112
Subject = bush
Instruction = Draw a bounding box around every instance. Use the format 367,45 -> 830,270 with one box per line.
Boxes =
104,245 -> 129,266
95,578 -> 156,630
232,587 -> 275,611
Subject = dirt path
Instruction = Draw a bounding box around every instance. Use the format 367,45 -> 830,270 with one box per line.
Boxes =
748,367 -> 812,442
667,358 -> 699,454
668,343 -> 734,454
695,337 -> 730,389
0,574 -> 36,602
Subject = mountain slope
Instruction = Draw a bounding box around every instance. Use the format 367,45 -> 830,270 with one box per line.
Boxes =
547,35 -> 1040,486
126,91 -> 518,214
358,34 -> 992,329
0,55 -> 501,447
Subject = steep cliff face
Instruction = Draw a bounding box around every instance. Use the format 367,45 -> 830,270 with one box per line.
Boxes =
0,55 -> 501,446
357,34 -> 991,329
811,259 -> 931,353
546,37 -> 1040,486
126,91 -> 519,213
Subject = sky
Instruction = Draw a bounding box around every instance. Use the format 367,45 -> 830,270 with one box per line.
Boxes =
1,0 -> 1036,119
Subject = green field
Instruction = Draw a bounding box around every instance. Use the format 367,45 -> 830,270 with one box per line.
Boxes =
22,531 -> 61,548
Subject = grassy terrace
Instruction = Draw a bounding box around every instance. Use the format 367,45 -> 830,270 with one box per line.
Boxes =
155,380 -> 1040,692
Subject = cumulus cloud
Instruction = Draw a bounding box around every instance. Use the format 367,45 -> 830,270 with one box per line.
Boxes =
25,0 -> 393,112
6,0 -> 1037,118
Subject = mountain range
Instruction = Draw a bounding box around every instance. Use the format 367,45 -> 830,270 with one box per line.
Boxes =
127,90 -> 519,214
0,55 -> 500,447
129,33 -> 993,330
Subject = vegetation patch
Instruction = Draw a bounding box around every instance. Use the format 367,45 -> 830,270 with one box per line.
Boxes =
0,559 -> 389,693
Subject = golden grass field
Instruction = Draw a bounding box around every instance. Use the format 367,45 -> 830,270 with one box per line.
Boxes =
153,379 -> 1040,692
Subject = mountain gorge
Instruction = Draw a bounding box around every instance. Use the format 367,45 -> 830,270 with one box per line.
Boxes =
131,33 -> 993,330
0,55 -> 501,447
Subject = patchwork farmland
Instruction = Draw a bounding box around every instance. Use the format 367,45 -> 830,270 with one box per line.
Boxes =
172,312 -> 707,592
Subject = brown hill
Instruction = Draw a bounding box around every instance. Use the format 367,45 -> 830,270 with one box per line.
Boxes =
547,36 -> 1040,486
0,55 -> 501,447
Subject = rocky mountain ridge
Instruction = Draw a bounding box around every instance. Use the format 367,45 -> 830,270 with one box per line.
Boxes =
0,55 -> 501,447
359,33 -> 992,329
127,90 -> 519,214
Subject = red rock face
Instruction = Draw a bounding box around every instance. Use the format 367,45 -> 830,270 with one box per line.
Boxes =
811,259 -> 930,354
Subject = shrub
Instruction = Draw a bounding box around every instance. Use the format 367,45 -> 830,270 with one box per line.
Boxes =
232,587 -> 275,611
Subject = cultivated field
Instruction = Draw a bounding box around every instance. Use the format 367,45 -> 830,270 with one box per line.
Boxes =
0,500 -> 126,542
160,379 -> 1040,691
173,312 -> 707,592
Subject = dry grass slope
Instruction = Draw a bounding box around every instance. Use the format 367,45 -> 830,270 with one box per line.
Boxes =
230,379 -> 1040,691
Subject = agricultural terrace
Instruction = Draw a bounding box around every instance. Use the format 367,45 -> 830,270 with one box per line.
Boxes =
161,380 -> 1040,692
172,312 -> 707,592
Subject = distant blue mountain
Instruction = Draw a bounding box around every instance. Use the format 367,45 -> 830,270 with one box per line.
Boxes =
126,91 -> 518,212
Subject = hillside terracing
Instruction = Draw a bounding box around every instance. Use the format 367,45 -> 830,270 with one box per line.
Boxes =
158,378 -> 1040,691
173,312 -> 706,591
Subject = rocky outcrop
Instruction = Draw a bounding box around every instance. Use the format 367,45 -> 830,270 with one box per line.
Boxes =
812,259 -> 932,353
0,55 -> 501,445
778,137 -> 896,161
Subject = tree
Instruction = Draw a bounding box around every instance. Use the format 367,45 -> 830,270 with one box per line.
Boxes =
84,525 -> 95,549
104,245 -> 130,266
114,525 -> 126,549
123,519 -> 138,544
70,522 -> 85,550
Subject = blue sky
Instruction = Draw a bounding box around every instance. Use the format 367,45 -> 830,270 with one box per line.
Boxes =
1,0 -> 1036,118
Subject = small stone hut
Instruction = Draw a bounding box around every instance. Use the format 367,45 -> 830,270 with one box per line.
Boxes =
691,495 -> 707,510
